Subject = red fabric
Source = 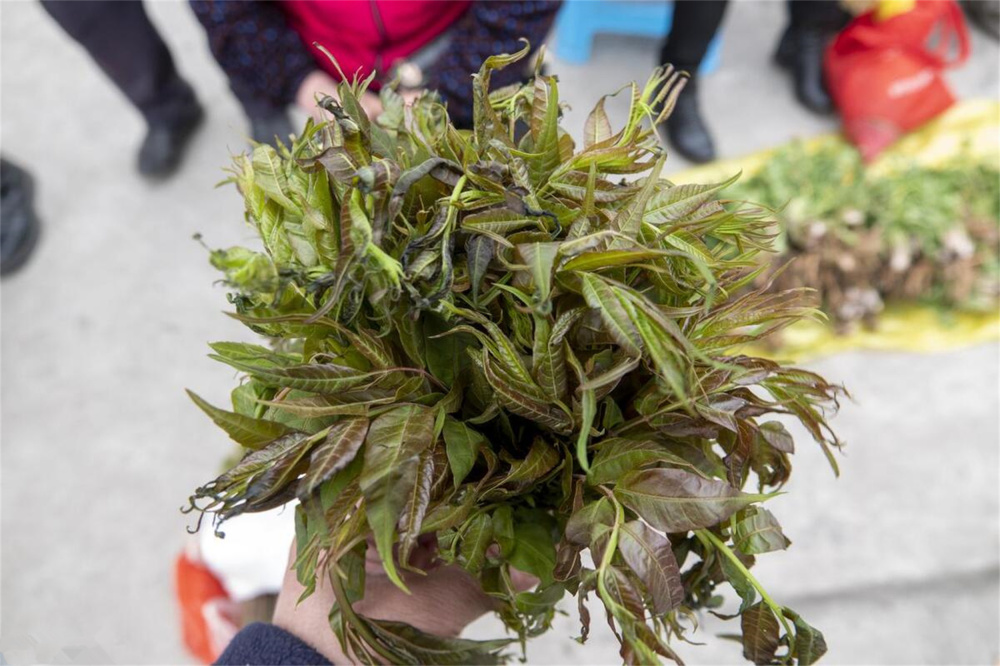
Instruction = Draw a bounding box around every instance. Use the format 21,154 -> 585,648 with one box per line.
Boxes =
282,0 -> 473,86
175,552 -> 234,664
825,0 -> 970,161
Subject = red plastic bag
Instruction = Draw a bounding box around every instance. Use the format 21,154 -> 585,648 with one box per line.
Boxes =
175,548 -> 240,663
825,0 -> 969,161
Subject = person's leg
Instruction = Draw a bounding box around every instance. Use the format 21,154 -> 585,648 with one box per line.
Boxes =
659,0 -> 728,74
786,0 -> 849,31
657,0 -> 728,164
776,0 -> 850,114
40,0 -> 203,177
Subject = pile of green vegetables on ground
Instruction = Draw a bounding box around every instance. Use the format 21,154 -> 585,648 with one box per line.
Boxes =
725,141 -> 999,329
186,45 -> 845,665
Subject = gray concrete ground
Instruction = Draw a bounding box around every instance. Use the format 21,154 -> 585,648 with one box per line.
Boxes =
1,1 -> 998,664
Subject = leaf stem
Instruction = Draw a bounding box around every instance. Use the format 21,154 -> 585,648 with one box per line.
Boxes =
328,564 -> 398,663
697,529 -> 794,641
595,488 -> 625,614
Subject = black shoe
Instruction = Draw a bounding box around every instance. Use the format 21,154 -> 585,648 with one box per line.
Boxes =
251,113 -> 295,149
137,101 -> 205,178
775,26 -> 835,115
1,159 -> 41,277
657,79 -> 716,164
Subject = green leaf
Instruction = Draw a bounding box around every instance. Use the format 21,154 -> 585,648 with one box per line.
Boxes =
579,273 -> 642,356
720,551 -> 757,613
516,242 -> 561,304
609,158 -> 664,241
587,438 -> 703,486
617,520 -> 684,615
461,209 -> 541,235
502,437 -> 560,486
790,612 -> 828,665
733,507 -> 791,555
643,174 -> 738,225
187,389 -> 291,450
442,418 -> 485,487
492,505 -> 516,556
459,513 -> 493,575
527,76 -> 561,184
614,468 -> 770,533
422,312 -> 474,387
209,356 -> 385,395
741,602 -> 780,665
208,341 -> 294,368
508,520 -> 557,586
359,404 -> 436,591
251,144 -> 300,212
560,248 -> 666,273
298,417 -> 369,497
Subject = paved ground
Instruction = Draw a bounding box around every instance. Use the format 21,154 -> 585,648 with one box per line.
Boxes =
1,2 -> 998,664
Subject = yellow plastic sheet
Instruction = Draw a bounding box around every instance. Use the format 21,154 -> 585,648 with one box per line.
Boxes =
672,100 -> 1000,359
738,306 -> 1000,362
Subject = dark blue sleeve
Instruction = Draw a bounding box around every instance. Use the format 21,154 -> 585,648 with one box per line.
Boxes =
189,1 -> 316,115
215,622 -> 333,666
423,1 -> 563,128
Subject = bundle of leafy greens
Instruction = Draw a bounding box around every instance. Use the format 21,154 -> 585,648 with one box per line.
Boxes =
186,45 -> 844,665
725,141 -> 1000,329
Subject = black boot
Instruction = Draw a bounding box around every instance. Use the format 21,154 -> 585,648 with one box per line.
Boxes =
137,95 -> 205,178
774,25 -> 835,115
657,78 -> 716,164
1,159 -> 41,277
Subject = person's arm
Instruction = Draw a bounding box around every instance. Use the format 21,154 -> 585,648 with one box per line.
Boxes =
189,0 -> 317,114
215,622 -> 332,666
423,1 -> 563,128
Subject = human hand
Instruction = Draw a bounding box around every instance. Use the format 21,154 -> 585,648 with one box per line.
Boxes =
296,70 -> 384,121
272,536 -> 535,664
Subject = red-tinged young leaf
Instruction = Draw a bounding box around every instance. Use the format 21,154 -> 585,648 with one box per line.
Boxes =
759,421 -> 795,454
398,448 -> 435,566
617,521 -> 684,615
741,602 -> 780,665
298,417 -> 369,497
583,96 -> 613,149
614,468 -> 770,533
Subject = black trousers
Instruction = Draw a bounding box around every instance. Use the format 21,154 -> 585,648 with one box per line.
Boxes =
660,0 -> 849,72
40,0 -> 196,127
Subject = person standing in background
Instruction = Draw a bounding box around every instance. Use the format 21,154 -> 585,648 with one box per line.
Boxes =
189,1 -> 562,142
659,0 -> 849,164
41,1 -> 204,178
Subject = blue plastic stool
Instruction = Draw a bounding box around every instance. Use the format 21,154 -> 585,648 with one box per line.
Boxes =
553,0 -> 722,73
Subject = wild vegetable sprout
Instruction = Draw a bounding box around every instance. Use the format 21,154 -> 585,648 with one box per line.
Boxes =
728,141 -> 1000,328
186,44 -> 844,665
